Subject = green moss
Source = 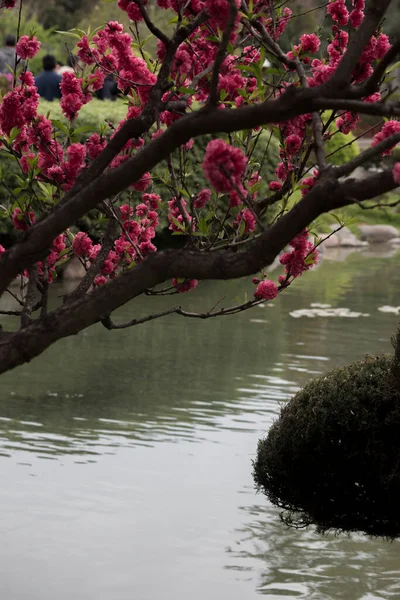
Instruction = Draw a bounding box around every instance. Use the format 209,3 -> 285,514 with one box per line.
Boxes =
254,354 -> 400,538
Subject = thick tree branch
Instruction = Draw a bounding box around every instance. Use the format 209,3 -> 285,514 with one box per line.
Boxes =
0,166 -> 398,374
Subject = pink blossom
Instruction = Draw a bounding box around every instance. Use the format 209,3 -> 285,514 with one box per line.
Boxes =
87,71 -> 105,92
142,193 -> 161,209
393,163 -> 400,185
0,244 -> 5,257
77,35 -> 99,65
202,139 -> 247,193
16,35 -> 41,60
172,278 -> 199,293
261,7 -> 292,41
285,134 -> 302,155
204,0 -> 241,31
52,234 -> 66,254
301,175 -> 317,197
300,34 -> 320,54
168,197 -> 193,232
254,280 -> 279,300
372,121 -> 400,156
229,189 -> 243,208
194,188 -> 211,209
349,8 -> 363,28
114,235 -> 131,256
120,204 -> 134,221
94,275 -> 108,286
269,181 -> 282,191
375,34 -> 391,60
336,111 -> 360,134
135,203 -> 148,217
279,230 -> 319,278
275,161 -> 293,182
139,240 -> 157,256
12,207 -> 35,231
327,0 -> 349,26
86,133 -> 107,160
72,232 -> 93,257
132,172 -> 151,192
233,208 -> 256,234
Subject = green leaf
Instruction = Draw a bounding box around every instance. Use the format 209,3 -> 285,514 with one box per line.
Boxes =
55,30 -> 81,39
178,86 -> 197,95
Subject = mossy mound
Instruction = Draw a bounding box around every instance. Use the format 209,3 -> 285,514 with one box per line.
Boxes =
253,355 -> 400,538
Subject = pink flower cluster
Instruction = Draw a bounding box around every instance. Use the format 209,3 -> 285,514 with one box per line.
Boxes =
254,279 -> 279,301
60,71 -> 90,120
393,164 -> 400,186
70,196 -> 161,286
194,188 -> 211,209
202,139 -> 247,193
327,0 -> 349,26
204,0 -> 241,32
16,35 -> 41,60
172,278 -> 199,293
372,121 -> 400,156
118,0 -> 147,22
12,207 -> 35,231
259,6 -> 292,41
279,230 -> 318,278
167,197 -> 193,232
0,71 -> 39,136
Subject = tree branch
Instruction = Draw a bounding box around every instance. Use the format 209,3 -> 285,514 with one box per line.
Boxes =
334,132 -> 400,178
326,0 -> 393,91
137,0 -> 170,46
357,37 -> 400,97
101,297 -> 261,330
0,166 -> 398,374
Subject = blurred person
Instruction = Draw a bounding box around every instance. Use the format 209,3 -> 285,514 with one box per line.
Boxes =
35,54 -> 62,101
96,74 -> 118,101
57,54 -> 77,76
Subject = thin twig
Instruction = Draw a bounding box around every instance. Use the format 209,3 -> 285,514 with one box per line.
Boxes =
334,132 -> 400,178
101,297 -> 263,330
137,0 -> 170,46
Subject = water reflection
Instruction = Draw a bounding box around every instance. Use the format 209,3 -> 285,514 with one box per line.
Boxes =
231,502 -> 400,599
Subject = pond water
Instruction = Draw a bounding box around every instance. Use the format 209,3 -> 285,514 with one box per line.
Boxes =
1,246 -> 400,600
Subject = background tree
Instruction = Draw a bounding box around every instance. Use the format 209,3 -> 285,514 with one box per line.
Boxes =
0,0 -> 399,375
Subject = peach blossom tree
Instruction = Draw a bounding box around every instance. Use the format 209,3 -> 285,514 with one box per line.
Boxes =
0,0 -> 399,373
